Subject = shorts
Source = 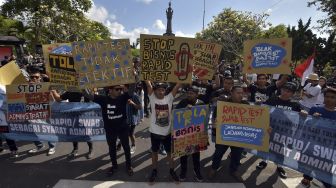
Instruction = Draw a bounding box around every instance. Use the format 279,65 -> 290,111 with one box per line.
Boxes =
150,133 -> 171,153
129,124 -> 136,135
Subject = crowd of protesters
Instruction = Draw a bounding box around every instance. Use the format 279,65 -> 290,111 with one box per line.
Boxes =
0,56 -> 336,187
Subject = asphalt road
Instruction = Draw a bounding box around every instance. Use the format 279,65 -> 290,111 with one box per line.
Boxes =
1,116 -> 323,188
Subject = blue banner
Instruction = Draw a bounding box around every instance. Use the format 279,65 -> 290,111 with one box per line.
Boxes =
251,107 -> 336,186
2,102 -> 106,142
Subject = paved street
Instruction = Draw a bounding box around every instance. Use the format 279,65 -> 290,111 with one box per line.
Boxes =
0,117 -> 326,188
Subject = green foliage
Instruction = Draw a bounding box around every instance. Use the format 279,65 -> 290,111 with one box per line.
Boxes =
259,24 -> 288,39
0,0 -> 110,47
308,0 -> 336,32
196,8 -> 269,63
287,18 -> 336,68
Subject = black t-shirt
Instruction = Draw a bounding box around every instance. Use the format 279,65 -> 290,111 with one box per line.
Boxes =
61,92 -> 89,102
93,93 -> 131,130
264,96 -> 301,112
193,81 -> 213,104
176,98 -> 204,109
249,84 -> 277,103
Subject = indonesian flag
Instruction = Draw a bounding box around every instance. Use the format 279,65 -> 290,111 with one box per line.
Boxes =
294,54 -> 315,86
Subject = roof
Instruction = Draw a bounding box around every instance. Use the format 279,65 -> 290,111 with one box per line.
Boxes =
0,36 -> 25,45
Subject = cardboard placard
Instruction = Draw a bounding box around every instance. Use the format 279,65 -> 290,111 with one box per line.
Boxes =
0,61 -> 27,85
216,101 -> 270,152
243,38 -> 292,74
6,83 -> 50,121
72,39 -> 135,88
140,34 -> 196,83
193,41 -> 222,80
172,105 -> 209,158
48,54 -> 78,90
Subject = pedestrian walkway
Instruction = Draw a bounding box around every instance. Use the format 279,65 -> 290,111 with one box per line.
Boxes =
53,180 -> 246,188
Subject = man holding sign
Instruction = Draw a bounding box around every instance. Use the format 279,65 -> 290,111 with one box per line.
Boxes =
209,86 -> 249,181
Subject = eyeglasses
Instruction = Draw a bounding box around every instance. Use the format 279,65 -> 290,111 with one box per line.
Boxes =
30,76 -> 40,79
113,88 -> 123,91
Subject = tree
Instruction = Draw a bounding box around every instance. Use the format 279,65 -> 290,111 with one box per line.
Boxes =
196,8 -> 269,63
259,24 -> 288,39
0,0 -> 111,46
308,0 -> 336,32
287,18 -> 336,71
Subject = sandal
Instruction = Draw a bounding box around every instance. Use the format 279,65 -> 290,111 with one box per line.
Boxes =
127,167 -> 134,176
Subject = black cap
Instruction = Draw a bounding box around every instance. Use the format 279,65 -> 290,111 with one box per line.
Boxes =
186,86 -> 200,94
282,82 -> 297,92
153,82 -> 168,90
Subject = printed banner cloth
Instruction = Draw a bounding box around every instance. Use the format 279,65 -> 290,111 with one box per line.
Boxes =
172,105 -> 209,158
2,102 -> 105,142
251,107 -> 336,186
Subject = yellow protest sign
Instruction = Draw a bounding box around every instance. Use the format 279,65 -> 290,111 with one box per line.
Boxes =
193,41 -> 222,80
140,34 -> 196,83
0,61 -> 27,85
6,83 -> 50,121
72,39 -> 135,88
216,101 -> 270,152
243,38 -> 292,74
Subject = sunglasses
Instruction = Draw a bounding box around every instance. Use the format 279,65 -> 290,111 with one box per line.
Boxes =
113,88 -> 123,91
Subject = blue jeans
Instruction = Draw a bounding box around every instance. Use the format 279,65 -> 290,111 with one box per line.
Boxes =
34,141 -> 56,149
211,144 -> 243,173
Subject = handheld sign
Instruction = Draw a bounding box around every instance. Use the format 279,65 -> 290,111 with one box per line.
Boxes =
72,39 -> 135,88
243,38 -> 292,74
0,61 -> 27,85
193,41 -> 222,80
216,101 -> 270,152
140,34 -> 196,83
6,83 -> 50,121
172,105 -> 209,158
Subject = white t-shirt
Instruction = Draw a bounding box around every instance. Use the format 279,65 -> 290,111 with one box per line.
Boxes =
316,90 -> 324,105
149,92 -> 174,136
300,83 -> 321,108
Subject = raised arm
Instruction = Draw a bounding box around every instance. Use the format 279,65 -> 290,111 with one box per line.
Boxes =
171,83 -> 182,97
82,89 -> 95,101
50,90 -> 62,102
145,80 -> 153,96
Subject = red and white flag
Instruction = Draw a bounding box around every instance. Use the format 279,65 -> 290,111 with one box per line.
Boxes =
294,54 -> 315,86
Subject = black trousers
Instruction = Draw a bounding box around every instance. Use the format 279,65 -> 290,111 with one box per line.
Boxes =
105,127 -> 131,168
180,152 -> 201,174
73,141 -> 93,150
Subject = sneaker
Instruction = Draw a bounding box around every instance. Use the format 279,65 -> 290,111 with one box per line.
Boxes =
130,145 -> 136,155
256,161 -> 267,170
28,146 -> 44,154
159,148 -> 167,156
241,151 -> 247,158
194,171 -> 204,182
277,167 -> 287,179
179,171 -> 186,181
300,178 -> 311,188
230,171 -> 243,182
148,169 -> 158,184
10,151 -> 19,158
0,147 -> 4,153
169,169 -> 180,183
47,148 -> 56,156
68,150 -> 78,158
116,142 -> 121,151
86,150 -> 94,159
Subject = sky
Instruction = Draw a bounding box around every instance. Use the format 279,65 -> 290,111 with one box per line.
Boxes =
0,0 -> 328,43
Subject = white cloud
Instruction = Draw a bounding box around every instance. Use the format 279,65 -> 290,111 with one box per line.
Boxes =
175,31 -> 195,38
86,3 -> 116,23
105,21 -> 149,44
136,0 -> 153,4
153,19 -> 166,31
266,8 -> 273,14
